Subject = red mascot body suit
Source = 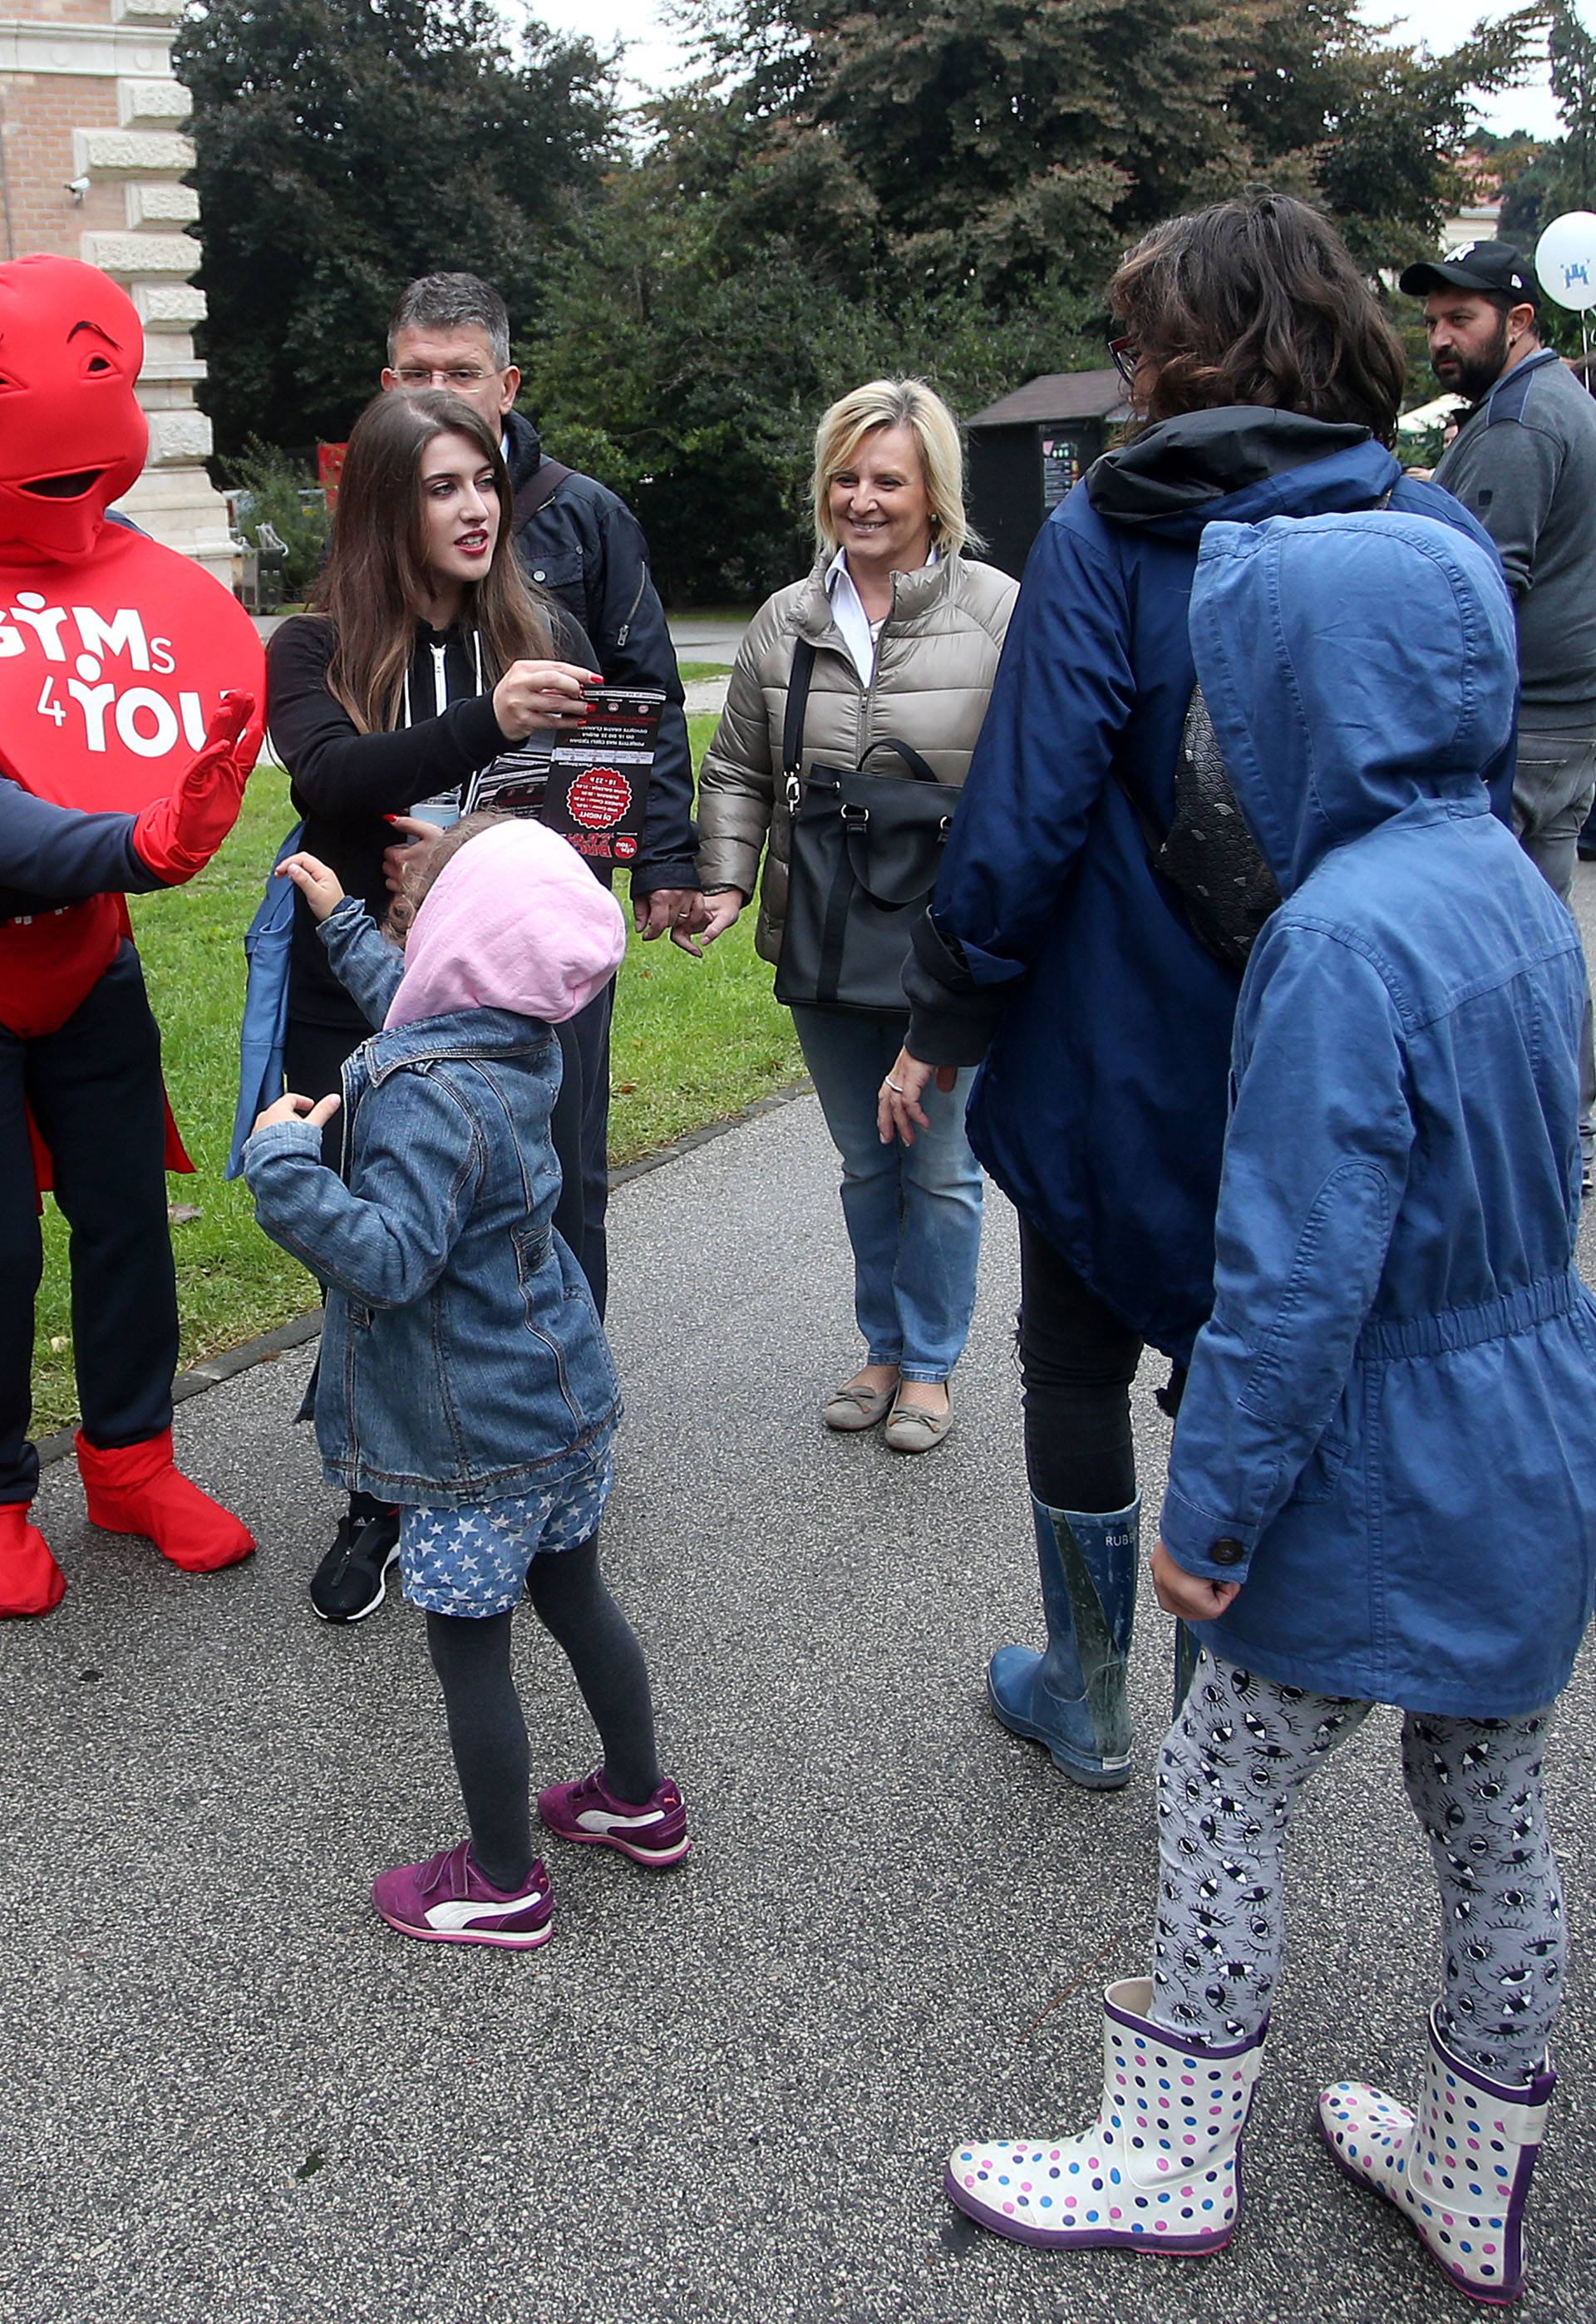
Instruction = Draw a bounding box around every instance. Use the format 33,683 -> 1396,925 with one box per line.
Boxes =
0,255 -> 266,1615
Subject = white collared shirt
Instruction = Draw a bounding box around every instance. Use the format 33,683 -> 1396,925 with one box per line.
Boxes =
824,547 -> 878,685
824,546 -> 939,685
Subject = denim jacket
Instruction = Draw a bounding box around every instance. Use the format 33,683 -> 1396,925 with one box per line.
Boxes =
244,899 -> 619,1504
1163,514 -> 1596,1717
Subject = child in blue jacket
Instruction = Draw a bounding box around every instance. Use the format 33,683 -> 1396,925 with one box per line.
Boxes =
945,512 -> 1596,2305
244,814 -> 691,1948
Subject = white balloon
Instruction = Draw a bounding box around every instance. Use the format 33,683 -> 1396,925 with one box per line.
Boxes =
1535,211 -> 1596,311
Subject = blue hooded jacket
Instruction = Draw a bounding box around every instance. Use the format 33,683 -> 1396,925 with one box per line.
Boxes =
1163,510 -> 1596,1717
904,410 -> 1510,1361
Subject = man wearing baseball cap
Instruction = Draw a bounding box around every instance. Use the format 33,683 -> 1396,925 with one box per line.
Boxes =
1402,239 -> 1596,1180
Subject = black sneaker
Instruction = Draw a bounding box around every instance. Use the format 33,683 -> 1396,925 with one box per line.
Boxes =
309,1509 -> 401,1624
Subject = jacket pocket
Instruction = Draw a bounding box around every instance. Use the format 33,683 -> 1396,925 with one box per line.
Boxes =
521,549 -> 586,626
511,1224 -> 554,1312
1291,1429 -> 1350,1504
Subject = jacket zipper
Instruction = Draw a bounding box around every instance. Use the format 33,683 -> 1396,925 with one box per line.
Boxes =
614,569 -> 647,652
857,577 -> 893,760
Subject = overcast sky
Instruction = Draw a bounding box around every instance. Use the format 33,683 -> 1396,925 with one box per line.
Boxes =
530,1 -> 1584,140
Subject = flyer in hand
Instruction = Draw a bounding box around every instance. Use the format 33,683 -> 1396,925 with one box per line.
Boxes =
461,685 -> 663,858
539,683 -> 664,865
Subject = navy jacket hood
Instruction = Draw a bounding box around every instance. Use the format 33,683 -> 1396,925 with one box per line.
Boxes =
1086,407 -> 1396,538
1189,510 -> 1518,895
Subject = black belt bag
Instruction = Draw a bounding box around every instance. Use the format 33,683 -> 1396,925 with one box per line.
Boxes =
771,638 -> 954,1014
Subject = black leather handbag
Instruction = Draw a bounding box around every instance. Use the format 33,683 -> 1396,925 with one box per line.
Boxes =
1112,684 -> 1280,973
771,638 -> 955,1014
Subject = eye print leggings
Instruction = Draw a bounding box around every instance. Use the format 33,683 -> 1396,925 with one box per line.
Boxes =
1150,1651 -> 1564,2087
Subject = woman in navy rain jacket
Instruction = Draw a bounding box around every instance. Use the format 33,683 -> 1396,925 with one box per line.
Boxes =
881,194 -> 1510,1788
944,508 -> 1594,2311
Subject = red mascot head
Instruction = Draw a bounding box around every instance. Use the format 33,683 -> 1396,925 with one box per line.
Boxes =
0,255 -> 147,567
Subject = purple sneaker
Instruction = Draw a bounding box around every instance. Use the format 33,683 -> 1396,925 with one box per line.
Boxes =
537,1768 -> 691,1869
371,1839 -> 554,1948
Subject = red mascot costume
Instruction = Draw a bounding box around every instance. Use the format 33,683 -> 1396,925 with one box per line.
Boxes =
0,254 -> 266,1615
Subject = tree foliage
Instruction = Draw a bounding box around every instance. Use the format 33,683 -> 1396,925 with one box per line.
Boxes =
177,0 -> 1547,599
674,0 -> 1540,297
175,0 -> 613,453
525,0 -> 1539,594
1547,0 -> 1596,208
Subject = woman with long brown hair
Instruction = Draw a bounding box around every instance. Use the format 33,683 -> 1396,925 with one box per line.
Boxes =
266,388 -> 600,1623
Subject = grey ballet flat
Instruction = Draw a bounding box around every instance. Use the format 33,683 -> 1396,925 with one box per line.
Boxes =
821,1378 -> 898,1432
884,1396 -> 954,1454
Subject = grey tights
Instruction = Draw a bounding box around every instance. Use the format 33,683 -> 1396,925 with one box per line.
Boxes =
1152,1650 -> 1564,2085
426,1536 -> 662,1892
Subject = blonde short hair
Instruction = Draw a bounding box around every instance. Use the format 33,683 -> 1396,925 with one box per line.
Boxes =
811,378 -> 976,559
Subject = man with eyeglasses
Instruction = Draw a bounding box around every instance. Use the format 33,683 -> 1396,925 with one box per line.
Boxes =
382,270 -> 702,949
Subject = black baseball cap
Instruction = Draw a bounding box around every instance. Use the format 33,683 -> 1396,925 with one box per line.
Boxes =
1399,241 -> 1540,307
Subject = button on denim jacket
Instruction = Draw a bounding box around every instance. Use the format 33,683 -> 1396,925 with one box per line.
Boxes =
244,899 -> 619,1505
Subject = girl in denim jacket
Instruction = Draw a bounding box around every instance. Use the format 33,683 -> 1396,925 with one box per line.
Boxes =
244,814 -> 690,1947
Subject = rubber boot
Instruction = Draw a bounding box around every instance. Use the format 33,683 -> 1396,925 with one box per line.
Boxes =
945,1974 -> 1266,2252
76,1427 -> 254,1574
0,1502 -> 66,1616
1318,2007 -> 1556,2306
988,1494 -> 1138,1788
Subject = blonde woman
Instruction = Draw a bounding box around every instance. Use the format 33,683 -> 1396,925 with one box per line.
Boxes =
697,381 -> 1017,1450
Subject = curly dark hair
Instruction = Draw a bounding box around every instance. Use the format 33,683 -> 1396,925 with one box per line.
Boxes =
1107,192 -> 1406,445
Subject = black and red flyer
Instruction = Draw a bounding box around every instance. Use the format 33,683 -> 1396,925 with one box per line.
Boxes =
462,684 -> 664,862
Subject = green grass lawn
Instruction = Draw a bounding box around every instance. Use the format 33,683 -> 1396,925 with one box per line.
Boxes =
32,714 -> 801,1432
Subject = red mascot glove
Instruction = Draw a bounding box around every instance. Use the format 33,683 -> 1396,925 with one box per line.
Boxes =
131,689 -> 258,884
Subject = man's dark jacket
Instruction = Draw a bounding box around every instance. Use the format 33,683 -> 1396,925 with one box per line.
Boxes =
504,410 -> 697,897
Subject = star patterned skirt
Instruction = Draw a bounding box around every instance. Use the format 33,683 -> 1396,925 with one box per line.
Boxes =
398,1448 -> 615,1617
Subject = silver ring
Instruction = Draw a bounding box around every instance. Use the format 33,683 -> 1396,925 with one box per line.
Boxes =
884,1078 -> 905,1095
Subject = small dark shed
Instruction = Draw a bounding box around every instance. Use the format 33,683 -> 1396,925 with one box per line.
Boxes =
964,369 -> 1131,579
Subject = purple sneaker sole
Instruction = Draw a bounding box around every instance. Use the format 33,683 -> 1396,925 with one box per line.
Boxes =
537,1772 -> 692,1869
372,1894 -> 554,1948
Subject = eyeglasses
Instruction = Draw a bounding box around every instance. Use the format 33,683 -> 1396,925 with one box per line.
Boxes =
392,365 -> 496,389
1107,335 -> 1141,388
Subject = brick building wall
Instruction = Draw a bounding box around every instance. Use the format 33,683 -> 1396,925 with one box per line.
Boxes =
0,0 -> 234,577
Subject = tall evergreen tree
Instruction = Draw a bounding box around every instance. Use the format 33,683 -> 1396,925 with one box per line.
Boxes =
175,0 -> 614,454
682,0 -> 1541,299
1548,0 -> 1596,208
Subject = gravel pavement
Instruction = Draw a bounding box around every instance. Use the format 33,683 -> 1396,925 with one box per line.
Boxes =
4,876 -> 1596,2324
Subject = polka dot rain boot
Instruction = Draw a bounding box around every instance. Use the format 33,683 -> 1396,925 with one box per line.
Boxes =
1318,2007 -> 1556,2305
944,1975 -> 1266,2253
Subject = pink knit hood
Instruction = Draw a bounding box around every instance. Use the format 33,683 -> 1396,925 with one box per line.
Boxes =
383,819 -> 628,1032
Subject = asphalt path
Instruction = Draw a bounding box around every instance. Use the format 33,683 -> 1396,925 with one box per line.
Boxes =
4,881 -> 1596,2324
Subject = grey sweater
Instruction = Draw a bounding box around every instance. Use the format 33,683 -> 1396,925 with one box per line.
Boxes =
1434,348 -> 1596,727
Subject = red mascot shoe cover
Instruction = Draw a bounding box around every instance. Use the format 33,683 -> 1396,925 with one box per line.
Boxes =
75,1427 -> 254,1573
0,1501 -> 66,1615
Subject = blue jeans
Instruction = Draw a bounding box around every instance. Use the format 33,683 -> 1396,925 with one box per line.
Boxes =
791,1007 -> 983,1382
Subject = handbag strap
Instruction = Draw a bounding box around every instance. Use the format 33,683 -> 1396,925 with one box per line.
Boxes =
512,456 -> 575,532
857,736 -> 940,785
783,637 -> 818,799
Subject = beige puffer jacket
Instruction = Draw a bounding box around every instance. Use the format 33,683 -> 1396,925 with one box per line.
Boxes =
696,554 -> 1018,962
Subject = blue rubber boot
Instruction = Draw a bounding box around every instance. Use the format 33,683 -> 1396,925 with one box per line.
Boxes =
987,1495 -> 1138,1790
